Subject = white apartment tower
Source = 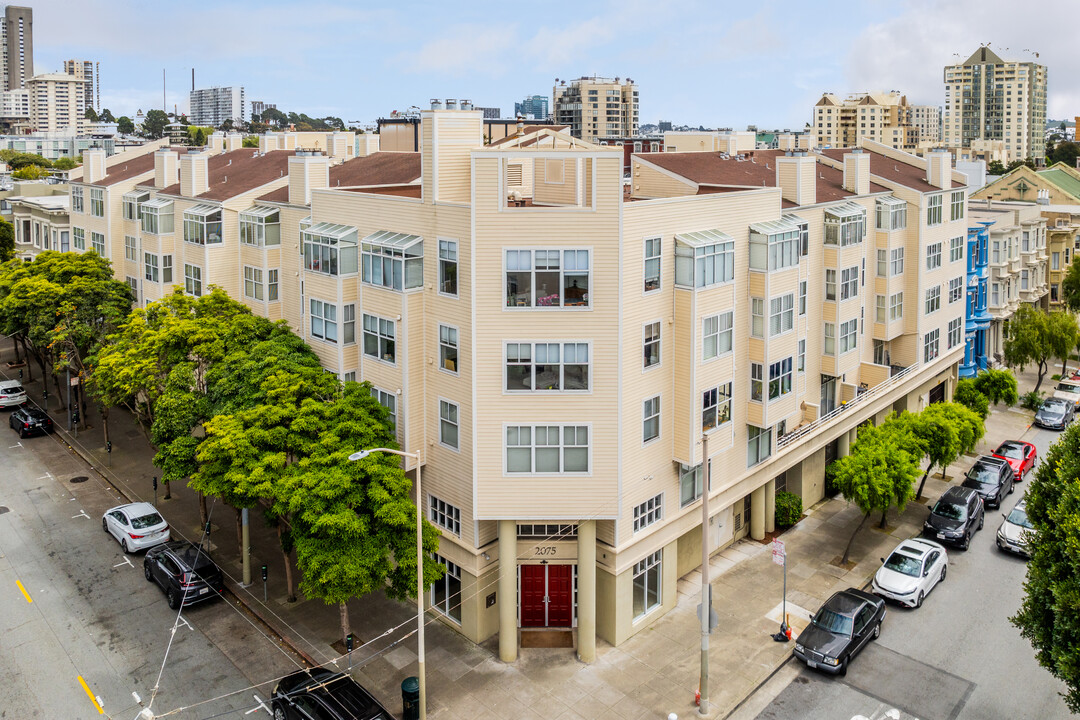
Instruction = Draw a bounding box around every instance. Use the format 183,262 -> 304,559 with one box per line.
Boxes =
27,72 -> 87,134
553,76 -> 638,142
943,47 -> 1048,164
64,59 -> 97,113
189,86 -> 246,127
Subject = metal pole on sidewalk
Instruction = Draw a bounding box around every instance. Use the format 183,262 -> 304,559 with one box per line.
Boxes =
783,551 -> 787,633
699,432 -> 710,717
66,367 -> 71,431
242,507 -> 252,586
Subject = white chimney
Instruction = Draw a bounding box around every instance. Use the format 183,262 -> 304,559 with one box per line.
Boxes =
288,150 -> 329,205
154,148 -> 178,188
927,149 -> 952,190
179,150 -> 210,197
843,149 -> 870,195
775,152 -> 816,206
83,147 -> 106,183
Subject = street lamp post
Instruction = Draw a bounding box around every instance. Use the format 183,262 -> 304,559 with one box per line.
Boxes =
349,447 -> 425,720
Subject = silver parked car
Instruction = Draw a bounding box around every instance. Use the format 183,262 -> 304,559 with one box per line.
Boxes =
871,538 -> 948,608
102,502 -> 170,553
0,379 -> 27,408
997,498 -> 1033,558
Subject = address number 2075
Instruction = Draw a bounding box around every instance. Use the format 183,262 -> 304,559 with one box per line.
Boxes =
534,546 -> 557,556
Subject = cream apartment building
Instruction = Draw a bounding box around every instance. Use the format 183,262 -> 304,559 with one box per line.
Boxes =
75,110 -> 968,662
552,76 -> 638,142
1045,207 -> 1080,307
27,72 -> 87,134
813,91 -> 925,151
969,200 -> 1048,360
943,47 -> 1048,164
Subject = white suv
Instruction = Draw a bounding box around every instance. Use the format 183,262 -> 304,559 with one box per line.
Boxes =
0,380 -> 27,408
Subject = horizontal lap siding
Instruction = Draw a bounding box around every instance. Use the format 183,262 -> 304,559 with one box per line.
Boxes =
631,160 -> 696,198
472,155 -> 623,520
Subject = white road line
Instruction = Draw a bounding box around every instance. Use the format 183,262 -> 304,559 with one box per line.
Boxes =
177,616 -> 193,631
247,694 -> 272,715
8,443 -> 22,449
36,473 -> 52,480
113,557 -> 133,568
71,511 -> 89,520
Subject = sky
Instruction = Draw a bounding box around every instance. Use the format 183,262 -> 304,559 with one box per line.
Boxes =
29,0 -> 1078,130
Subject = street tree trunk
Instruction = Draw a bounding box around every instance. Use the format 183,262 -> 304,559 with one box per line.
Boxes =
234,507 -> 243,552
842,511 -> 871,566
1033,359 -> 1048,394
101,406 -> 110,447
916,462 -> 934,500
19,338 -> 31,381
277,522 -> 297,603
339,602 -> 351,647
198,492 -> 208,530
163,480 -> 171,500
879,508 -> 888,529
52,372 -> 66,410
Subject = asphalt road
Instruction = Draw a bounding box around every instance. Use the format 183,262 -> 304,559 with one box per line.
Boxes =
0,414 -> 303,719
732,417 -> 1070,720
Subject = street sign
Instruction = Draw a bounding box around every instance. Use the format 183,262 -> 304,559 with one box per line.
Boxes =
771,539 -> 786,566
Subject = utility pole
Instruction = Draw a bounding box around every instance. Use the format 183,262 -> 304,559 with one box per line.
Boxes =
699,432 -> 711,717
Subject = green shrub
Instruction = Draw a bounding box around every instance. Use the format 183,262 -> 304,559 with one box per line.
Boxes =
974,368 -> 1020,406
954,379 -> 990,419
1021,390 -> 1045,411
1052,374 -> 1062,381
775,491 -> 803,528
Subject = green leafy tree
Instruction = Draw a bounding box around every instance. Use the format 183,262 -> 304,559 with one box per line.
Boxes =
988,160 -> 1007,175
1063,260 -> 1080,314
1011,421 -> 1080,711
0,150 -> 52,169
0,216 -> 13,262
954,378 -> 990,419
12,165 -> 49,180
1005,305 -> 1056,392
907,402 -> 983,498
1049,310 -> 1080,376
1049,141 -> 1080,169
242,135 -> 258,148
141,109 -> 169,139
973,368 -> 1019,406
52,156 -> 79,170
117,116 -> 135,135
84,107 -> 99,122
99,109 -> 115,123
834,422 -> 920,564
261,107 -> 287,127
191,128 -> 206,147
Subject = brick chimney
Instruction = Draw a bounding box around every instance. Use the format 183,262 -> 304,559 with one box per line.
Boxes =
179,150 -> 209,197
288,150 -> 329,205
154,148 -> 178,188
843,149 -> 870,195
775,152 -> 816,206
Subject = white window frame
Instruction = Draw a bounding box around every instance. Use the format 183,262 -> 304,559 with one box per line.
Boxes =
840,266 -> 858,300
124,235 -> 137,262
267,269 -> 278,301
439,324 -> 459,374
948,317 -> 962,348
504,424 -> 590,475
890,247 -> 904,275
702,311 -> 733,361
747,425 -> 772,467
438,239 -> 458,297
309,299 -> 338,343
363,314 -> 396,363
926,285 -> 941,314
643,321 -> 661,369
90,231 -> 105,256
927,242 -> 942,270
950,236 -> 964,262
89,188 -> 104,218
769,294 -> 794,336
643,395 -> 660,444
505,248 -> 591,309
244,266 -> 264,301
144,252 -> 159,283
72,227 -> 85,251
927,194 -> 943,226
439,399 -> 459,451
948,276 -> 963,303
839,319 -> 858,354
643,237 -> 661,293
429,496 -> 461,536
703,382 -> 732,432
632,550 -> 663,620
632,494 -> 663,533
183,264 -> 202,297
890,292 -> 903,320
505,341 -> 590,392
924,328 -> 940,363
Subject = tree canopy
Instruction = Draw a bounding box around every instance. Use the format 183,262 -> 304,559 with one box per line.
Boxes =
117,116 -> 135,135
954,378 -> 989,419
99,108 -> 116,123
1063,259 -> 1080,314
1005,306 -> 1073,392
0,217 -> 13,262
12,165 -> 50,180
0,149 -> 52,169
141,109 -> 169,139
973,368 -> 1019,407
1012,420 -> 1080,711
52,156 -> 79,171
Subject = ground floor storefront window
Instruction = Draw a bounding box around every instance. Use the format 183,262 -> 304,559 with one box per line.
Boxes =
633,550 -> 662,619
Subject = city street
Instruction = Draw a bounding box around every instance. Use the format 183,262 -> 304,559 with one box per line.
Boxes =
731,417 -> 1070,720
0,416 -> 302,719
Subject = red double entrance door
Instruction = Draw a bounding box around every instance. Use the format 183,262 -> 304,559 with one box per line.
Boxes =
520,564 -> 573,627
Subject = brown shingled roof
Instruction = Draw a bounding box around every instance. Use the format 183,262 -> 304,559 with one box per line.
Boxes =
818,148 -> 961,191
639,150 -> 888,204
160,149 -> 295,201
96,148 -> 182,187
256,152 -> 422,204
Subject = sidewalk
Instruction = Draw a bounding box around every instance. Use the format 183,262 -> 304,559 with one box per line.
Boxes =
1,338 -> 1038,720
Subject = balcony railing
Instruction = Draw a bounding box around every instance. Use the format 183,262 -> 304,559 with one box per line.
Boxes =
776,364 -> 916,450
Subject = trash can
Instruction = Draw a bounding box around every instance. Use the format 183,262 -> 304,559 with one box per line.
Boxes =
401,676 -> 420,720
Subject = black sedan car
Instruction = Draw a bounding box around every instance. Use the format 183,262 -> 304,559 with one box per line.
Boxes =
960,455 -> 1015,508
1034,397 -> 1074,430
793,588 -> 886,676
9,405 -> 53,437
143,541 -> 224,609
272,668 -> 393,720
924,486 -> 984,550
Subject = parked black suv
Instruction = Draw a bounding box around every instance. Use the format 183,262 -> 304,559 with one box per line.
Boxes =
143,541 -> 223,609
271,668 -> 393,720
961,455 -> 1015,508
924,486 -> 985,550
9,406 -> 53,437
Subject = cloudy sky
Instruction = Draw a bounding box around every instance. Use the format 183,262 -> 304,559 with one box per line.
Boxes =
30,0 -> 1076,129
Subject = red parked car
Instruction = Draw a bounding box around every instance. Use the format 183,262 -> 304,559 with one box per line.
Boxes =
992,440 -> 1037,480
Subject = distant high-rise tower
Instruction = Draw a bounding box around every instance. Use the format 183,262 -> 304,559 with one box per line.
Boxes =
64,59 -> 96,112
514,94 -> 549,121
552,77 -> 638,142
943,47 -> 1048,163
1,6 -> 31,92
189,86 -> 245,127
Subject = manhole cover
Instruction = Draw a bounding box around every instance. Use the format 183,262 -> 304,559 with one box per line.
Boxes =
69,476 -> 89,484
0,506 -> 9,515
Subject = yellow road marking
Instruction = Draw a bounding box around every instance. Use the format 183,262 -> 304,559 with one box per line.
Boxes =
77,676 -> 104,715
15,579 -> 31,603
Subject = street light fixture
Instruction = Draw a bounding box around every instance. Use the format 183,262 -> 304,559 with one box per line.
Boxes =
348,447 -> 426,720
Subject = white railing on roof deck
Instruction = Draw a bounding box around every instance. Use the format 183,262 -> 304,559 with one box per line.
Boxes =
776,364 -> 916,450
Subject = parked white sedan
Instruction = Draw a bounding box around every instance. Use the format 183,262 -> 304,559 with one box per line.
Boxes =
871,538 -> 948,608
102,502 -> 170,553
